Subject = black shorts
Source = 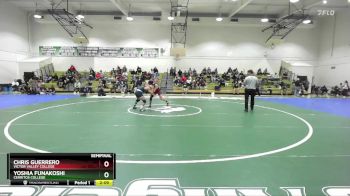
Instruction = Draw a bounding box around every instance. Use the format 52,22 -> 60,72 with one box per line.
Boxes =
135,90 -> 143,98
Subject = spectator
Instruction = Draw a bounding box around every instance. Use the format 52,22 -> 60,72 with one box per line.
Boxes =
320,85 -> 328,95
28,78 -> 39,94
239,71 -> 245,81
86,81 -> 93,94
263,68 -> 269,75
74,79 -> 81,95
313,85 -> 320,96
39,84 -> 47,95
188,68 -> 193,76
68,65 -> 76,73
169,67 -> 175,77
122,71 -> 128,78
273,73 -> 279,79
186,76 -> 192,89
97,85 -> 106,96
183,81 -> 189,94
339,83 -> 343,95
280,81 -> 287,95
174,76 -> 180,86
153,67 -> 159,74
66,65 -> 78,82
303,80 -> 310,92
183,70 -> 188,77
218,77 -> 225,87
178,69 -> 183,77
137,66 -> 142,74
181,75 -> 187,85
233,80 -> 241,95
119,80 -> 128,95
330,85 -> 340,96
102,78 -> 107,88
341,81 -> 349,96
57,76 -> 63,88
116,66 -> 122,75
344,81 -> 350,96
294,78 -> 301,96
52,73 -> 59,81
122,65 -> 127,73
192,69 -> 197,77
207,67 -> 211,74
11,80 -> 19,91
89,68 -> 96,79
257,68 -> 262,75
110,79 -> 117,93
199,78 -> 206,90
169,67 -> 174,76
48,85 -> 56,95
201,68 -> 207,75
96,71 -> 103,80
300,84 -> 305,96
110,68 -> 116,77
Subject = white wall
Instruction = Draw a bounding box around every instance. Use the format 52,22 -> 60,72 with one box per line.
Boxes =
314,9 -> 350,86
17,57 -> 52,78
52,57 -> 94,72
30,18 -> 319,79
0,1 -> 29,83
177,24 -> 318,80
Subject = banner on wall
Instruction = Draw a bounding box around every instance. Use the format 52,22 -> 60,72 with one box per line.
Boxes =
39,46 -> 159,58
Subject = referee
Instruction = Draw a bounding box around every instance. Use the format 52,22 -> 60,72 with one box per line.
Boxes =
243,70 -> 259,112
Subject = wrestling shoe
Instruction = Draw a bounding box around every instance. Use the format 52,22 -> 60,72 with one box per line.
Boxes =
140,106 -> 145,112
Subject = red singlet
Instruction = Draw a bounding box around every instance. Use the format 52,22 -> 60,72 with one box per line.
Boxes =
154,87 -> 161,95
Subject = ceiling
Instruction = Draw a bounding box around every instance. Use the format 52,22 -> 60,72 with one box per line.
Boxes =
6,0 -> 350,20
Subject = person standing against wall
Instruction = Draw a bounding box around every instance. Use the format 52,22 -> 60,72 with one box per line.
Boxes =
243,70 -> 259,112
294,78 -> 301,96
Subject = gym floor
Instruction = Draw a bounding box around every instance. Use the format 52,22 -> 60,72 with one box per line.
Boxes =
0,94 -> 349,195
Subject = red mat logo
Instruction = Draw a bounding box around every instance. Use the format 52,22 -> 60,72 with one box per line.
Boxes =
151,106 -> 186,113
0,179 -> 349,195
128,104 -> 202,117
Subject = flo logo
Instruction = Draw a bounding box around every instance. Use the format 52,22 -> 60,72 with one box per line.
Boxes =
128,104 -> 202,117
317,9 -> 335,16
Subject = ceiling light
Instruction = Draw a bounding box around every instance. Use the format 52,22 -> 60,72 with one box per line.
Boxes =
290,0 -> 299,3
76,14 -> 85,20
33,14 -> 43,19
302,19 -> 311,24
126,4 -> 134,22
322,0 -> 327,4
33,2 -> 43,19
168,12 -> 175,21
216,17 -> 223,22
261,18 -> 269,23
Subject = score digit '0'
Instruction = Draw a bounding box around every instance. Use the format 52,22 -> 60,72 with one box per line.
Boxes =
104,172 -> 109,178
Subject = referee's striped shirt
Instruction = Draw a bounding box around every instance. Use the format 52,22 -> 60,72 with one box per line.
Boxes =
244,75 -> 259,90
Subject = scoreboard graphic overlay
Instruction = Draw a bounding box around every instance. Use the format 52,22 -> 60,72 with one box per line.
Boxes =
7,153 -> 116,186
